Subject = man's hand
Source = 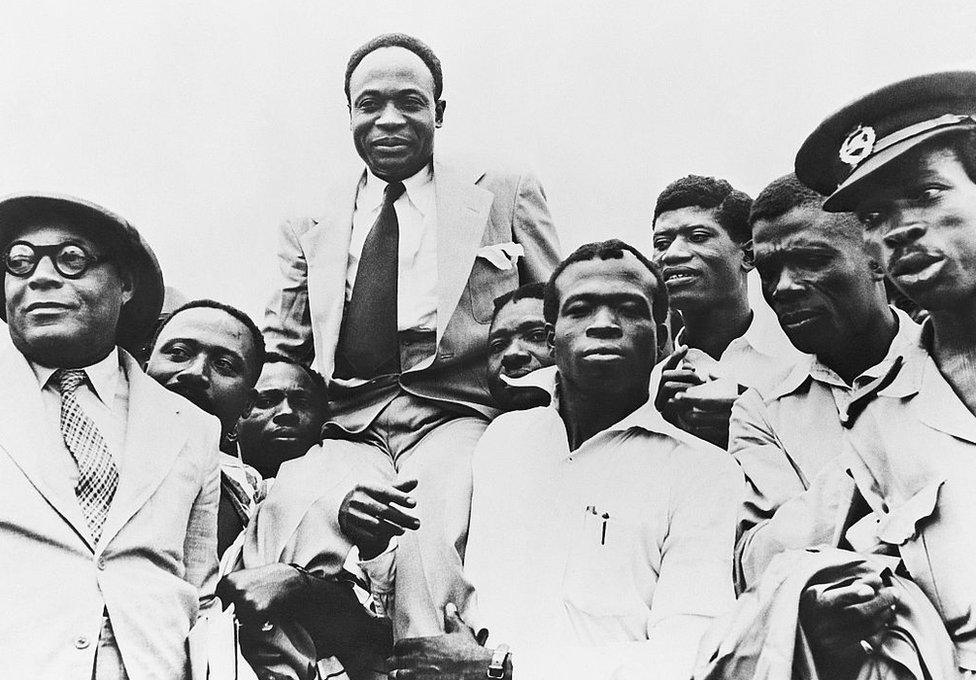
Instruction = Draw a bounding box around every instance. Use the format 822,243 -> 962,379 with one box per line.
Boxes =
654,347 -> 701,425
673,380 -> 741,448
339,479 -> 421,560
800,574 -> 898,676
216,563 -> 306,625
388,604 -> 495,680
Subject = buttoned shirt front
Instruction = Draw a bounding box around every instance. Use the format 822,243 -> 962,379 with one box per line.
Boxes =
30,349 -> 129,490
844,321 -> 976,672
731,306 -> 921,535
651,311 -> 804,396
464,383 -> 743,678
347,164 -> 438,332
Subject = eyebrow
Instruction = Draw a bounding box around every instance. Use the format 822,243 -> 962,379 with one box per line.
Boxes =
562,291 -> 648,306
354,88 -> 429,102
653,222 -> 721,235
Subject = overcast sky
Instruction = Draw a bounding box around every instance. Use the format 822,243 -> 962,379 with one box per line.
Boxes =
2,1 -> 974,320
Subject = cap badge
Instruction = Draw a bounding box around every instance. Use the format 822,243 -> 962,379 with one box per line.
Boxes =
839,125 -> 876,168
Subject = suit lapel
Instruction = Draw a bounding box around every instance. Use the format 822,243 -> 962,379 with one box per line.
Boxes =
915,357 -> 976,445
0,341 -> 94,550
97,352 -> 188,552
433,158 -> 493,341
301,170 -> 362,378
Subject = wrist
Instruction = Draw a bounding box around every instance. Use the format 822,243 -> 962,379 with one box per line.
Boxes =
487,643 -> 512,679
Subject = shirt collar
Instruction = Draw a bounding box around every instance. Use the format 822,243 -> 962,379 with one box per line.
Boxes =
765,306 -> 922,401
31,348 -> 122,407
361,163 -> 435,216
676,311 -> 798,363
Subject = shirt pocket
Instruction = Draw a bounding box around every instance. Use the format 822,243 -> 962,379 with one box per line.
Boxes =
561,508 -> 648,620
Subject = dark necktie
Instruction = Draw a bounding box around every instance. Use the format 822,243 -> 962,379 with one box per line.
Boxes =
55,368 -> 119,543
336,181 -> 406,379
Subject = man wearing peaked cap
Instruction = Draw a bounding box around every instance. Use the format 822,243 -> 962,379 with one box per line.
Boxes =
0,193 -> 221,679
792,72 -> 976,676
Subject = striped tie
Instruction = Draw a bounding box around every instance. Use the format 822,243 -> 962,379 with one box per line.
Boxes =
55,368 -> 119,543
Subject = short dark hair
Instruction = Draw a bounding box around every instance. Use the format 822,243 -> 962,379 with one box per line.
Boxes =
543,239 -> 669,326
345,33 -> 443,103
151,299 -> 266,384
262,351 -> 328,405
653,175 -> 753,243
748,173 -> 825,226
492,282 -> 546,320
942,128 -> 976,184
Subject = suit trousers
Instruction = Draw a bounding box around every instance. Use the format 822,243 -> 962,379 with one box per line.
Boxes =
329,390 -> 488,639
93,616 -> 128,680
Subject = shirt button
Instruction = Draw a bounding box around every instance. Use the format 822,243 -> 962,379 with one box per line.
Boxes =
75,635 -> 90,649
97,558 -> 107,570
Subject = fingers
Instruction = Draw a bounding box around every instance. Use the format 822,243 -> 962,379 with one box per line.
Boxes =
677,394 -> 736,410
661,346 -> 689,371
394,478 -> 420,494
443,602 -> 465,634
349,493 -> 421,531
362,482 -> 418,509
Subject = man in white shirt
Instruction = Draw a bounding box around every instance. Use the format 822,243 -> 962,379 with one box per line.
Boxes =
729,173 -> 920,590
650,175 -> 801,448
0,194 -> 220,679
388,240 -> 743,680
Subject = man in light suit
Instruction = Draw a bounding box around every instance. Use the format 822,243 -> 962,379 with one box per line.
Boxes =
0,194 -> 220,679
259,32 -> 560,645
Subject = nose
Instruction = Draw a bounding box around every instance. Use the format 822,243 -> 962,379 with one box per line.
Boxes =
376,101 -> 406,129
175,355 -> 210,386
26,254 -> 63,289
882,214 -> 927,249
661,237 -> 691,264
272,398 -> 300,425
770,267 -> 804,302
501,344 -> 532,371
586,307 -> 623,339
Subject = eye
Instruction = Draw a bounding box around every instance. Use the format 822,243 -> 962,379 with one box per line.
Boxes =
563,302 -> 590,318
915,185 -> 945,202
164,343 -> 191,361
689,230 -> 711,243
399,97 -> 425,112
527,328 -> 548,343
356,98 -> 379,113
652,238 -> 671,252
857,211 -> 885,232
213,357 -> 239,375
254,394 -> 278,409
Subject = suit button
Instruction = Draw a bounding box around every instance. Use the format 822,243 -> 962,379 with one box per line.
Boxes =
75,635 -> 90,649
97,557 -> 107,570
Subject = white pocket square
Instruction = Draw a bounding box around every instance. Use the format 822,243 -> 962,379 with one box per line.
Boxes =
477,242 -> 524,270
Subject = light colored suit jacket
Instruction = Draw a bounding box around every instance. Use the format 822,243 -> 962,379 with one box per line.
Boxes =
263,155 -> 561,423
0,339 -> 221,679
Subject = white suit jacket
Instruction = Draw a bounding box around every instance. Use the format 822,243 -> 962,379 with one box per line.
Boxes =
0,338 -> 221,679
263,155 -> 561,424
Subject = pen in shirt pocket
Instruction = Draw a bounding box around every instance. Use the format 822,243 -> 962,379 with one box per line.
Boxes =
585,505 -> 611,546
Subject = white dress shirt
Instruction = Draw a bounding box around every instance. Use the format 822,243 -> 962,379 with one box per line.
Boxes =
651,311 -> 804,396
347,164 -> 438,332
30,349 -> 129,489
464,381 -> 743,678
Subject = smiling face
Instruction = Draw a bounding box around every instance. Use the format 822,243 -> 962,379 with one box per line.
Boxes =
651,206 -> 750,312
752,205 -> 885,356
348,46 -> 445,181
237,361 -> 326,477
146,307 -> 259,435
487,295 -> 553,410
4,222 -> 132,367
852,141 -> 976,311
550,253 -> 659,397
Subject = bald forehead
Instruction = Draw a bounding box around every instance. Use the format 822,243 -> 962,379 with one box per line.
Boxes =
349,46 -> 436,96
753,206 -> 860,252
10,221 -> 105,254
160,307 -> 254,353
256,361 -> 314,393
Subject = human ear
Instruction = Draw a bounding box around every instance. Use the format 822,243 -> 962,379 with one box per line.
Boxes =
435,100 -> 446,128
740,239 -> 755,272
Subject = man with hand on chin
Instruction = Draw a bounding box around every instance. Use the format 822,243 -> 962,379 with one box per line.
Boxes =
388,241 -> 742,680
650,175 -> 800,448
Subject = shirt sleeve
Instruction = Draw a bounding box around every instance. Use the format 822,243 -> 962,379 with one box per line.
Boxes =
728,388 -> 807,537
262,217 -> 316,365
651,446 -> 742,624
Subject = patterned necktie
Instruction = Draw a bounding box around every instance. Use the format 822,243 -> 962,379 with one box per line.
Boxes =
55,368 -> 119,543
335,181 -> 406,379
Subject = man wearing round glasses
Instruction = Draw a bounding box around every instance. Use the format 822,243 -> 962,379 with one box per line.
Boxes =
0,194 -> 221,679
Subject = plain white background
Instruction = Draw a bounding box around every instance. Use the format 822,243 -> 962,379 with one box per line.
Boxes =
1,0 -> 974,319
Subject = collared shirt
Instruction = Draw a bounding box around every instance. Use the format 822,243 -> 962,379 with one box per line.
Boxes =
464,381 -> 743,678
347,164 -> 438,332
731,306 -> 921,537
651,311 -> 804,396
30,350 -> 129,488
844,320 -> 976,671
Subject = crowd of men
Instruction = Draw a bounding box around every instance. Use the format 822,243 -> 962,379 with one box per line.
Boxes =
3,30 -> 975,680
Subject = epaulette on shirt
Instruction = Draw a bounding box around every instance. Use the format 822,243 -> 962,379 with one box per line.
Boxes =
842,356 -> 905,429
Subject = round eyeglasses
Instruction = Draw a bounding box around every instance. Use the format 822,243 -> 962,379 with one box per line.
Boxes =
4,241 -> 104,279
